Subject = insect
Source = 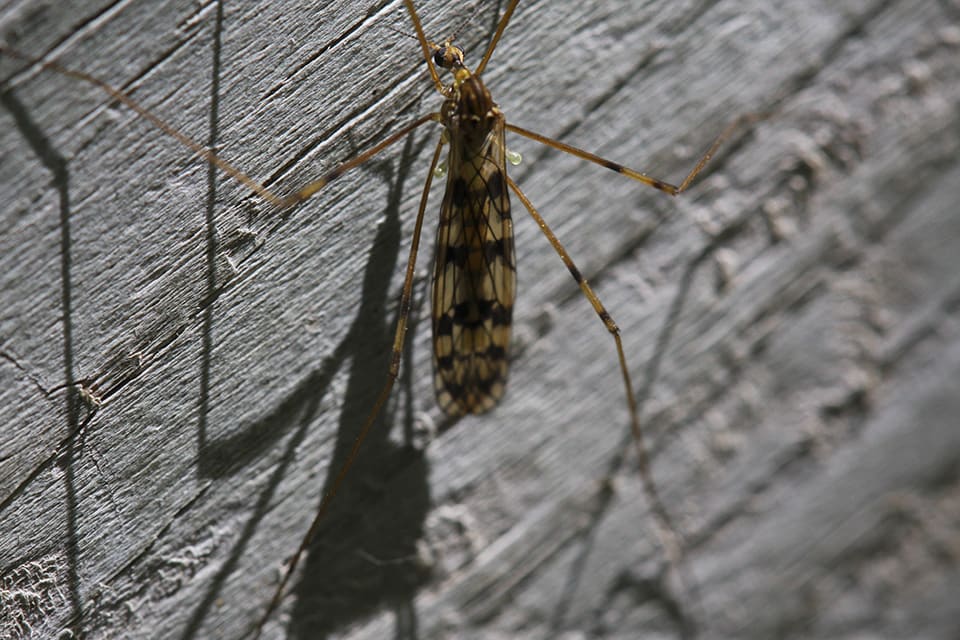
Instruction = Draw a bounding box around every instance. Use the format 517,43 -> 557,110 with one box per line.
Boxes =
1,1 -> 741,637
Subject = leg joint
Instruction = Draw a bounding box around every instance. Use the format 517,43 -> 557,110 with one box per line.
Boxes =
599,309 -> 619,335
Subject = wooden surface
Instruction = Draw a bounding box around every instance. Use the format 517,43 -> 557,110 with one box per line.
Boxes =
2,0 -> 959,638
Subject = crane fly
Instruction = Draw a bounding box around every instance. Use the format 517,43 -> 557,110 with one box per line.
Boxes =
1,0 -> 741,635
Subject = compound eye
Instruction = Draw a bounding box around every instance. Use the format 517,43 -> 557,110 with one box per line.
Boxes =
431,44 -> 464,69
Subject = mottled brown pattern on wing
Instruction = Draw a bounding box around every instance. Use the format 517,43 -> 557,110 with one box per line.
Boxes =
432,115 -> 516,416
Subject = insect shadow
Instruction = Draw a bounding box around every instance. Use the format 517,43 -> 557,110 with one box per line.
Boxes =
63,5 -> 436,636
1,82 -> 85,639
185,128 -> 435,638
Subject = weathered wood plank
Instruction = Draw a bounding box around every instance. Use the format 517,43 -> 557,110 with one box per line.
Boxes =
1,0 -> 958,638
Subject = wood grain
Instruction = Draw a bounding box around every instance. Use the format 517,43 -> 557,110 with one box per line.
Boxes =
2,0 -> 959,638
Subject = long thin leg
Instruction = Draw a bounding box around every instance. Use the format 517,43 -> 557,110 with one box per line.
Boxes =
507,117 -> 749,196
0,45 -> 440,212
252,136 -> 447,638
475,0 -> 521,76
404,0 -> 444,92
1,45 -> 285,208
506,175 -> 687,585
285,111 -> 441,205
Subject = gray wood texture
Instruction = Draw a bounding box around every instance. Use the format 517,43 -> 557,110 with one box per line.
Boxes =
2,0 -> 959,638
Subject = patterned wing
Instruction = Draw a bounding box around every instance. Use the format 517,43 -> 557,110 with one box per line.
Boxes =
432,117 -> 516,416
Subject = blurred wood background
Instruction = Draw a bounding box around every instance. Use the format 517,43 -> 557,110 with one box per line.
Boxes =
1,0 -> 958,638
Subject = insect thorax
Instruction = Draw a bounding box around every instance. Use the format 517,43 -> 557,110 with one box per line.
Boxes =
442,72 -> 501,149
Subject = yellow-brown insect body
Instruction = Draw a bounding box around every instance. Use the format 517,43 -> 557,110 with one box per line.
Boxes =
432,57 -> 516,416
